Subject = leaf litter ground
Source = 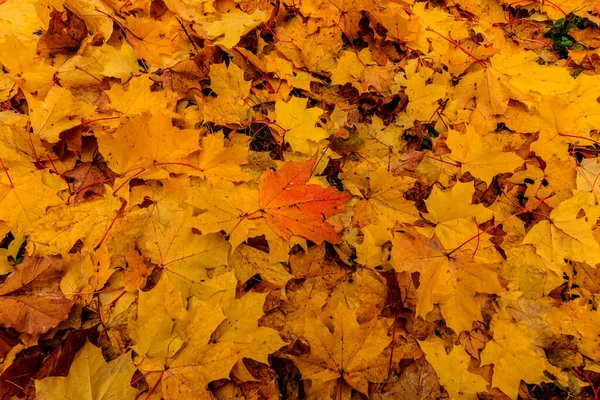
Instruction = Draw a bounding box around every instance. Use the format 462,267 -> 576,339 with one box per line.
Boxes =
1,0 -> 600,399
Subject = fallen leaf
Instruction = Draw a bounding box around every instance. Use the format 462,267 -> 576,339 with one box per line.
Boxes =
0,256 -> 73,335
258,158 -> 351,244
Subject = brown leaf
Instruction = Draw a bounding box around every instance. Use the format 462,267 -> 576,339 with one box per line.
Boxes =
55,127 -> 83,158
570,27 -> 600,49
459,322 -> 491,361
0,346 -> 45,399
0,256 -> 73,335
63,162 -> 117,203
35,328 -> 97,379
36,9 -> 88,58
544,336 -> 584,369
0,328 -> 20,360
371,357 -> 443,400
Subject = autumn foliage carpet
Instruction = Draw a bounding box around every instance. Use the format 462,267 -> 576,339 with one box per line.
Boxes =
1,0 -> 600,399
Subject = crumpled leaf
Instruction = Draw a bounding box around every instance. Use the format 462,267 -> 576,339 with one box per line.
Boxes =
0,255 -> 73,335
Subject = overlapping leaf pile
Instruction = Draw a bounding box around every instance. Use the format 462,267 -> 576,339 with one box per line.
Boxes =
1,0 -> 600,398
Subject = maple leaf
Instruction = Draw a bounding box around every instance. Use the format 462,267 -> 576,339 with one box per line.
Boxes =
523,190 -> 600,268
0,169 -> 63,235
135,284 -> 239,399
258,158 -> 351,244
106,75 -> 179,115
212,273 -> 286,365
35,340 -> 138,400
371,3 -> 420,42
289,245 -> 347,289
480,318 -> 547,400
189,133 -> 250,183
5,0 -> 600,397
0,255 -> 73,335
342,163 -> 419,229
129,276 -> 186,363
405,73 -> 446,122
60,245 -> 113,298
392,229 -> 503,333
28,195 -> 123,255
209,62 -> 251,101
420,337 -> 488,399
453,67 -> 532,118
123,16 -> 190,69
26,86 -> 96,143
291,302 -> 392,395
96,111 -> 200,178
230,244 -> 292,287
193,9 -> 266,49
546,298 -> 600,362
36,9 -> 87,58
275,97 -> 328,154
141,207 -> 230,301
187,180 -> 260,249
446,125 -> 523,183
422,182 -> 494,252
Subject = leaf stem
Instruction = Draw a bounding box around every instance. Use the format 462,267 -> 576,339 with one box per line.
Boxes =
95,201 -> 127,250
428,29 -> 488,67
447,192 -> 554,256
0,157 -> 13,188
75,66 -> 109,88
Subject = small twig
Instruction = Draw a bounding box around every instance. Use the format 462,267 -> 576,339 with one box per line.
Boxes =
175,17 -> 199,54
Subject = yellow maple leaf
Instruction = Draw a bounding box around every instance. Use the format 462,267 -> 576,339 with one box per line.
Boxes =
96,111 -> 200,178
106,75 -> 179,115
420,337 -> 488,399
194,10 -> 266,49
422,181 -> 494,251
209,62 -> 251,101
392,229 -> 503,333
291,302 -> 392,395
134,279 -> 239,399
26,86 -> 96,143
36,340 -> 138,400
142,208 -> 230,301
546,299 -> 600,362
446,125 -> 523,183
480,318 -> 547,400
275,97 -> 328,153
523,190 -> 600,268
0,169 -> 63,235
213,273 -> 286,365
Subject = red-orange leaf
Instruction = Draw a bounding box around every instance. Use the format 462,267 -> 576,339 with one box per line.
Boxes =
258,159 -> 350,244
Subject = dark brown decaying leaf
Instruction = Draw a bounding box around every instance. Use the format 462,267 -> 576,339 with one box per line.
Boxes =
36,9 -> 87,58
35,328 -> 97,379
0,347 -> 45,399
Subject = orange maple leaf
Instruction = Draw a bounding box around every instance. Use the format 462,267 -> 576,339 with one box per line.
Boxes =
258,158 -> 350,244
